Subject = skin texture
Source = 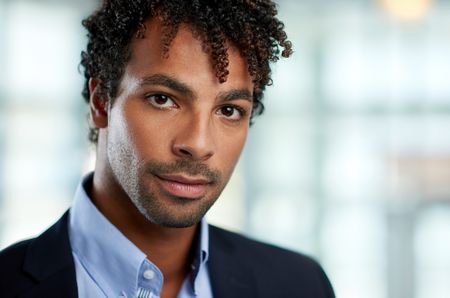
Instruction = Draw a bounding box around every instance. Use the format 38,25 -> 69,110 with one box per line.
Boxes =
89,17 -> 253,298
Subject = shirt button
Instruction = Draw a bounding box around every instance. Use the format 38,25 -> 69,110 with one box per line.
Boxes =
143,269 -> 156,280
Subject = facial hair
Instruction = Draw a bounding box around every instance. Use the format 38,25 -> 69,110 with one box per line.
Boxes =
114,157 -> 225,228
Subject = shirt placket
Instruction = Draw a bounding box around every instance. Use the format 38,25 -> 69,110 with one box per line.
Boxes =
136,259 -> 164,298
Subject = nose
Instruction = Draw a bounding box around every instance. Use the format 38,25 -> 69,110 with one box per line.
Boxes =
172,114 -> 215,161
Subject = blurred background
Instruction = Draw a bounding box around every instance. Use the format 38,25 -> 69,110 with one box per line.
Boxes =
1,0 -> 450,297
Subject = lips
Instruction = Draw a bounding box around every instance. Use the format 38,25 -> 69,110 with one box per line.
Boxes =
155,174 -> 211,199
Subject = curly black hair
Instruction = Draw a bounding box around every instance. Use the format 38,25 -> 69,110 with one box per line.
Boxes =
81,0 -> 292,143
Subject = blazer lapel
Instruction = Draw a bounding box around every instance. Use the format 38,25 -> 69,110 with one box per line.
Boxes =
208,225 -> 257,298
20,211 -> 78,298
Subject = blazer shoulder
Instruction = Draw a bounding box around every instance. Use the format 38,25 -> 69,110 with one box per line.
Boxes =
209,225 -> 335,298
0,238 -> 33,271
0,238 -> 38,296
0,212 -> 77,298
1,238 -> 32,256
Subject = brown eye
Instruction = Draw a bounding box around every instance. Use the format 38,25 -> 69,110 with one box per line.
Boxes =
146,94 -> 177,109
221,106 -> 235,117
154,94 -> 169,105
217,105 -> 245,121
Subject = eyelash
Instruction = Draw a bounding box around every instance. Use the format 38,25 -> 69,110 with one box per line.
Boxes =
144,93 -> 178,109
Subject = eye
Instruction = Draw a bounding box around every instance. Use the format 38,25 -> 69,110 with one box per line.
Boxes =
216,105 -> 246,121
145,94 -> 177,109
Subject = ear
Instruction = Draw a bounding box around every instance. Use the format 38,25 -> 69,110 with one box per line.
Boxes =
89,78 -> 108,128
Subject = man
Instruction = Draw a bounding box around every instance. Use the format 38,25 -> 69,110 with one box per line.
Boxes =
0,1 -> 335,297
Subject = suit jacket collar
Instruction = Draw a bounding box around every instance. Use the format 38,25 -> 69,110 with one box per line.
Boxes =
21,211 -> 78,298
208,225 -> 257,298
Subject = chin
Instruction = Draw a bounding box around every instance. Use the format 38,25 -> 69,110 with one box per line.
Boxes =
133,198 -> 210,228
144,211 -> 204,228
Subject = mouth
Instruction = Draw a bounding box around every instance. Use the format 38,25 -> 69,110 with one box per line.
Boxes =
154,174 -> 212,199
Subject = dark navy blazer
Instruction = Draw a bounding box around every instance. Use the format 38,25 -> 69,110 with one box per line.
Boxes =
0,212 -> 335,298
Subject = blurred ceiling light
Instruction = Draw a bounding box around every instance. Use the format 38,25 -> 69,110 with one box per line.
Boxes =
378,0 -> 433,21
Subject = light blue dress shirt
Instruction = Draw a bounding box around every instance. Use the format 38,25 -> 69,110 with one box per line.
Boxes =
68,174 -> 213,298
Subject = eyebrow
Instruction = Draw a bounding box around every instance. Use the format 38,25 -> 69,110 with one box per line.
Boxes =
218,89 -> 253,103
139,74 -> 195,99
139,73 -> 253,102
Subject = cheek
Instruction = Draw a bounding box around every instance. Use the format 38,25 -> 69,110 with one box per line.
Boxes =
108,103 -> 147,163
106,107 -> 140,177
122,107 -> 171,158
218,128 -> 248,171
108,106 -> 132,149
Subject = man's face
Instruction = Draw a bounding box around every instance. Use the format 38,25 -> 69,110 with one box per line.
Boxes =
104,18 -> 253,228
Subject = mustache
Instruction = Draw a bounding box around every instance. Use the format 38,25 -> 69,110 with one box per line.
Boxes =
144,159 -> 221,183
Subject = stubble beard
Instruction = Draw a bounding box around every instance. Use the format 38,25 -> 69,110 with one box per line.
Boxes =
135,160 -> 225,227
110,151 -> 227,228
133,183 -> 218,228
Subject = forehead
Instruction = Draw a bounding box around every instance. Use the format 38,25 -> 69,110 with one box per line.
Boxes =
123,17 -> 253,91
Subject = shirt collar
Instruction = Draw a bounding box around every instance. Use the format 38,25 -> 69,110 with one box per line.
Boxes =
68,172 -> 209,297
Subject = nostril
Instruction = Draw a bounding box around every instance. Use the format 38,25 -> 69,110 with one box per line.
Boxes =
173,144 -> 212,161
179,148 -> 192,156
